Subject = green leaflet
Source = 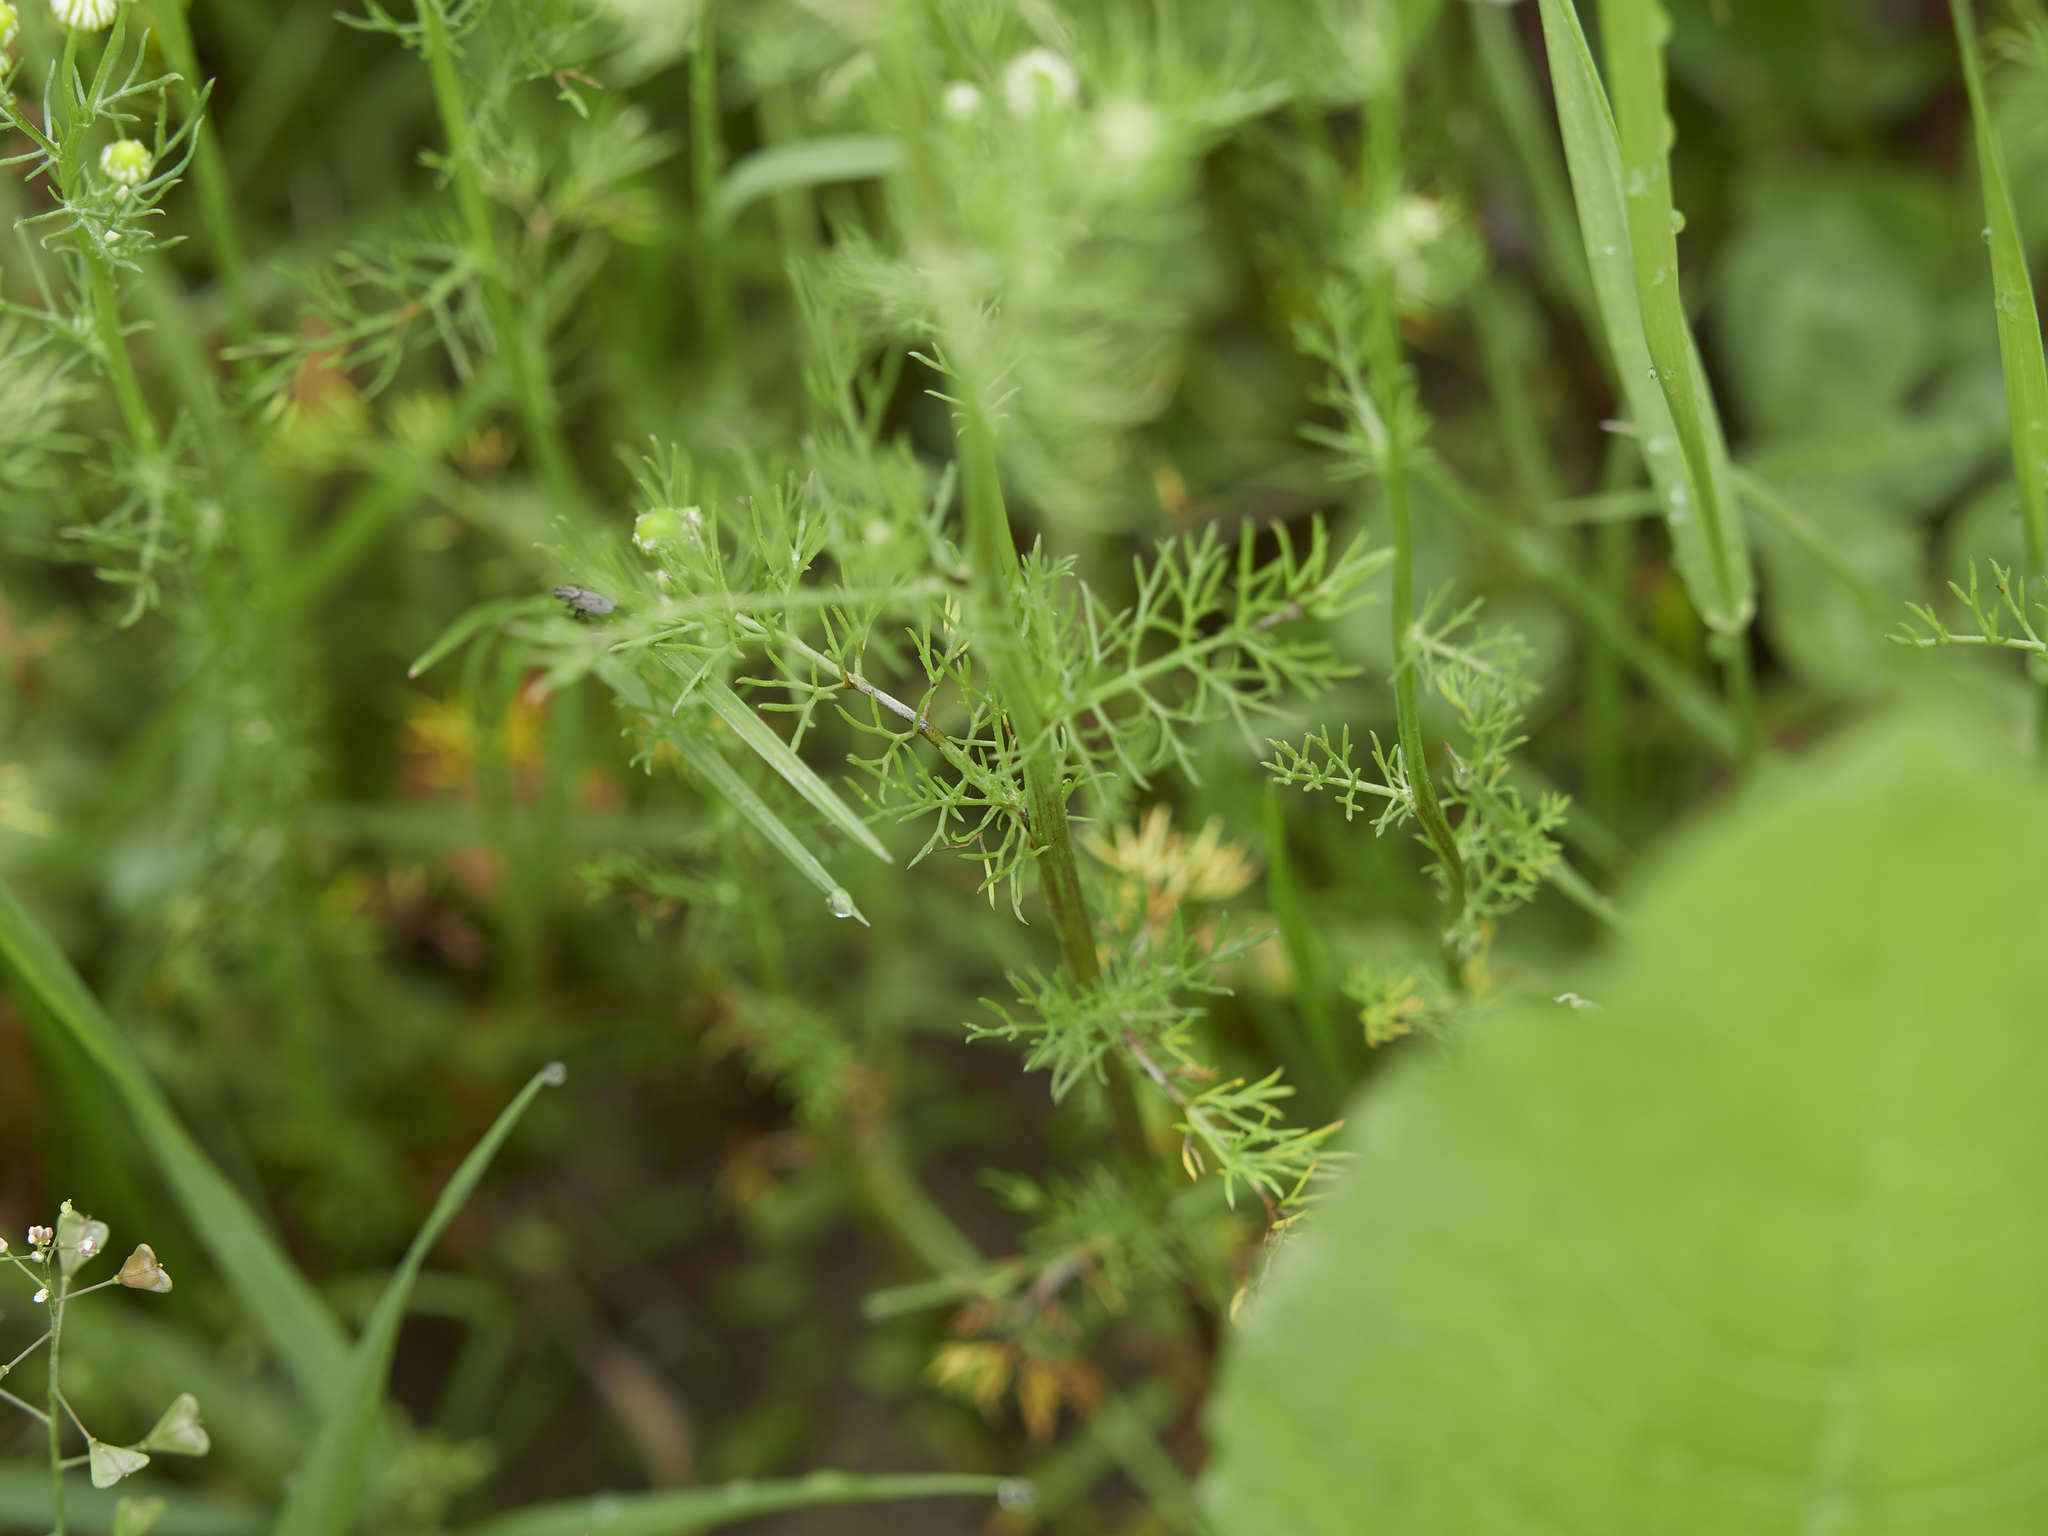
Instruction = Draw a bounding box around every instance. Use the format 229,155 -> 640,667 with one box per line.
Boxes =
1534,0 -> 1754,634
1950,0 -> 2048,580
449,1473 -> 1014,1536
1206,706 -> 2048,1533
0,878 -> 352,1414
715,136 -> 903,224
271,1064 -> 563,1536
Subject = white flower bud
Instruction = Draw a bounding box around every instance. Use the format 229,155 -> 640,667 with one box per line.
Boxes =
940,80 -> 982,120
1002,48 -> 1077,117
50,0 -> 117,30
101,138 -> 153,189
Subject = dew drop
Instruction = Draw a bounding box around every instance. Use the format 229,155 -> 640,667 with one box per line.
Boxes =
997,1480 -> 1037,1512
541,1061 -> 567,1087
827,887 -> 857,919
1670,208 -> 1686,233
1983,226 -> 1995,243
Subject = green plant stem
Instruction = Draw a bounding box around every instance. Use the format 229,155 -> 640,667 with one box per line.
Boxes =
951,385 -> 1151,1165
1720,632 -> 1757,765
45,1278 -> 65,1536
848,1119 -> 985,1277
147,0 -> 252,337
1419,454 -> 1743,762
1732,466 -> 1894,620
1366,19 -> 1466,942
1583,438 -> 1633,818
1470,1 -> 1597,333
84,257 -> 162,456
415,0 -> 580,511
690,0 -> 730,362
52,27 -> 161,463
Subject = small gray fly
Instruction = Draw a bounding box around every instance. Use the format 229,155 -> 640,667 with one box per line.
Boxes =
554,584 -> 616,618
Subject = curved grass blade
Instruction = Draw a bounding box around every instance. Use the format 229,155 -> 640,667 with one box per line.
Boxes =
1950,0 -> 2048,580
407,597 -> 556,679
271,1063 -> 566,1536
697,676 -> 891,864
602,661 -> 870,925
716,136 -> 902,224
0,878 -> 351,1412
1534,0 -> 1754,635
454,1472 -> 1016,1536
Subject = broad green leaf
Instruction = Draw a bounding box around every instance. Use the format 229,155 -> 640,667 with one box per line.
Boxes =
1714,193 -> 1932,436
715,136 -> 902,224
452,1472 -> 1015,1536
1206,708 -> 2048,1534
0,878 -> 351,1411
271,1063 -> 564,1536
1950,0 -> 2048,580
697,677 -> 891,864
600,661 -> 870,925
1534,0 -> 1754,633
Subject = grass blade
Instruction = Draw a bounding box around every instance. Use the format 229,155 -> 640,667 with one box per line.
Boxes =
697,677 -> 891,863
271,1063 -> 566,1536
407,597 -> 556,679
602,661 -> 870,924
1950,0 -> 2048,580
716,136 -> 902,223
1534,0 -> 1755,636
0,877 -> 352,1411
453,1472 -> 1015,1536
0,1462 -> 265,1534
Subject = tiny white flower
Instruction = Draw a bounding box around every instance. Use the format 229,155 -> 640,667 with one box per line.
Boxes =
1394,193 -> 1447,247
0,3 -> 21,48
33,1287 -> 49,1304
100,138 -> 153,189
940,80 -> 982,120
1002,47 -> 1078,117
50,0 -> 117,30
27,1225 -> 51,1249
1095,99 -> 1159,168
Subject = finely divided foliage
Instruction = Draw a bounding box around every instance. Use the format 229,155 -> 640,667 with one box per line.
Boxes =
13,0 -> 2048,1528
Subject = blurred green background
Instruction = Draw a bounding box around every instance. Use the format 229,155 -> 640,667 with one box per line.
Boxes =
4,0 -> 2047,1530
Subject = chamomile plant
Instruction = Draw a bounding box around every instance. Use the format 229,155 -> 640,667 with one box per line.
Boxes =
1,1203 -> 207,1535
0,11 -> 209,620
